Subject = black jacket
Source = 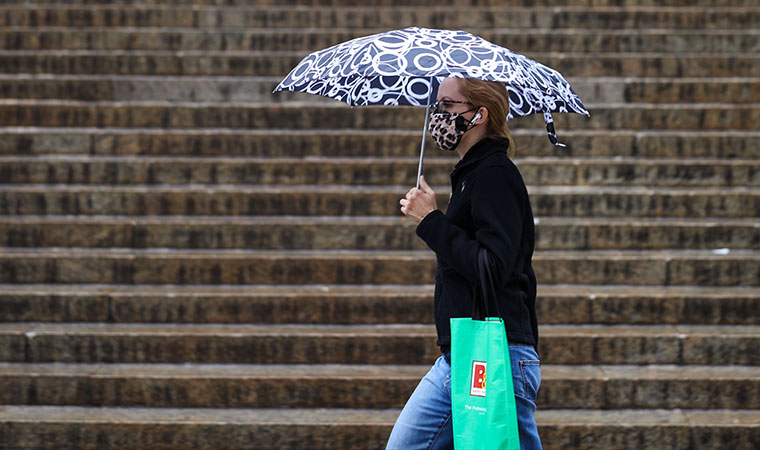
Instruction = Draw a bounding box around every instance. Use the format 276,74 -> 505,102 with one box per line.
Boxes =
416,136 -> 538,348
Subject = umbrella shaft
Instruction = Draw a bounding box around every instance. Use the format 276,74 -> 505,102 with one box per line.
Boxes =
416,102 -> 431,189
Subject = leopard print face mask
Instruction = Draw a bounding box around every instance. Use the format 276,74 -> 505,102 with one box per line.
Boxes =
427,109 -> 478,152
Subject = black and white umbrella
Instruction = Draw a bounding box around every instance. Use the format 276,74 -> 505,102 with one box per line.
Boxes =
274,26 -> 589,186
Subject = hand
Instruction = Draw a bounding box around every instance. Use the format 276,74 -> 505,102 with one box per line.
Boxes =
400,176 -> 437,223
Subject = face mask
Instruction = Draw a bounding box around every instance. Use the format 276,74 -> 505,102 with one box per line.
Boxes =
428,107 -> 480,152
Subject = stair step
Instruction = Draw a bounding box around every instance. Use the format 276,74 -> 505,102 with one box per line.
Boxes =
2,28 -> 759,53
572,77 -> 760,104
2,215 -> 758,250
2,283 -> 759,325
2,51 -> 757,77
538,408 -> 760,450
2,101 -> 758,131
1,184 -> 758,218
0,322 -> 443,364
0,49 -> 307,77
0,283 -> 437,324
0,405 -> 398,450
3,0 -> 760,7
1,75 -> 757,104
0,323 -> 758,365
536,284 -> 760,325
2,6 -> 758,30
0,75 -> 300,103
0,405 -> 757,450
1,128 -> 756,159
539,364 -> 760,410
0,363 -> 757,409
2,155 -> 759,187
0,362 -> 426,409
1,247 -> 759,286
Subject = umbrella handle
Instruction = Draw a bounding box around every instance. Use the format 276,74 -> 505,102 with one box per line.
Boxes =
416,102 -> 431,189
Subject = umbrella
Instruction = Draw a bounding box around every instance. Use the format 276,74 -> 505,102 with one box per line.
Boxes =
273,26 -> 589,187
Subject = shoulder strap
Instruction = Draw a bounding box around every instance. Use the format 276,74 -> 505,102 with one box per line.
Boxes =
474,248 -> 504,321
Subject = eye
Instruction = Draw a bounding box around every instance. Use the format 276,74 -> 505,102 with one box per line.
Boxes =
432,101 -> 453,115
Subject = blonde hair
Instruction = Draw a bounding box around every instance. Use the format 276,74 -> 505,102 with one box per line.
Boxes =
457,78 -> 516,157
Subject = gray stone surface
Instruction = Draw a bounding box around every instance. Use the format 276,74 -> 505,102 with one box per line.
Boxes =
1,1 -> 758,448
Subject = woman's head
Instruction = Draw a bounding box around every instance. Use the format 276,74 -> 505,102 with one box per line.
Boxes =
431,77 -> 515,157
456,78 -> 516,156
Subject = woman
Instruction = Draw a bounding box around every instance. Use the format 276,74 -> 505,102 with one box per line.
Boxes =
387,76 -> 542,450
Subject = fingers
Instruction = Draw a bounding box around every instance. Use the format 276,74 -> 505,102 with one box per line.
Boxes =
400,177 -> 435,220
418,176 -> 435,197
419,175 -> 431,192
405,188 -> 420,200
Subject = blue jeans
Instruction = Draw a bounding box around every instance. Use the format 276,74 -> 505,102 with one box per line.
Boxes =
386,345 -> 542,450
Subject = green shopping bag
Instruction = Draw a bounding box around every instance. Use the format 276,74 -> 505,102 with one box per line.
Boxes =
450,249 -> 520,450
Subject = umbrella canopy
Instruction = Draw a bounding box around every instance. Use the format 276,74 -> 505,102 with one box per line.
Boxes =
274,27 -> 589,137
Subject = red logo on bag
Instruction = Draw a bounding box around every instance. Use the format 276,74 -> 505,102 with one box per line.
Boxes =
470,361 -> 487,397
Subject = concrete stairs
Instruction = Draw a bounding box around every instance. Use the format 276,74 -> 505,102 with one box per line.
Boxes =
1,1 -> 759,449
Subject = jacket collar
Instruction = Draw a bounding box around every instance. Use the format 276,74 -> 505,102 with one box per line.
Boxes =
450,136 -> 509,184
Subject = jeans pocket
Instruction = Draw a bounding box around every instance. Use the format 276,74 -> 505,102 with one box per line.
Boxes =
518,360 -> 541,401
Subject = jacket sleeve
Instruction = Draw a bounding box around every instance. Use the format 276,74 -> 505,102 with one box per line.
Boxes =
416,165 -> 524,287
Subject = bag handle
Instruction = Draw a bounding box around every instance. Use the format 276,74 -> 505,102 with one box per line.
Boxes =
473,247 -> 504,321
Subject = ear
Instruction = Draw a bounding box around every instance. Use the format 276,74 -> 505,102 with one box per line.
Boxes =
475,107 -> 488,125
